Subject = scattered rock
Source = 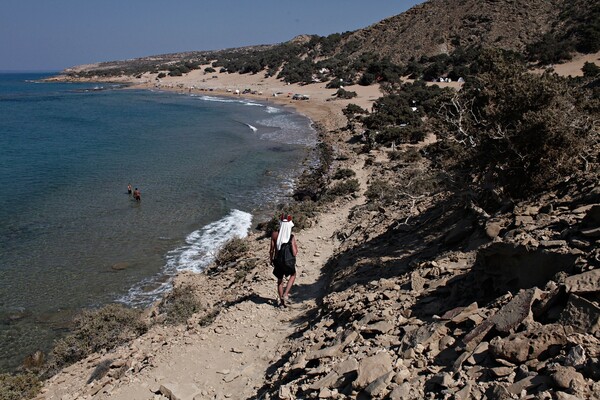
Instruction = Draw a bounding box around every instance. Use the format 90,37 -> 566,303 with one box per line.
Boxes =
352,352 -> 393,389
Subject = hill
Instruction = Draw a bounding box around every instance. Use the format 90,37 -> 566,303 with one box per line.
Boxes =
53,0 -> 599,85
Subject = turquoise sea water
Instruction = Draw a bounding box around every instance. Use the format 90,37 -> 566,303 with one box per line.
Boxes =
0,73 -> 315,371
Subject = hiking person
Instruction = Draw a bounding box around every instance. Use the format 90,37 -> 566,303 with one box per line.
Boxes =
269,214 -> 298,307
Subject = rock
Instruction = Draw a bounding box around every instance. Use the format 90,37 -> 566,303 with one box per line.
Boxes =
362,320 -> 394,334
159,383 -> 200,400
462,320 -> 494,352
466,341 -> 489,365
489,324 -> 567,363
550,366 -> 585,390
352,352 -> 393,389
318,388 -> 334,398
364,370 -> 393,397
515,215 -> 534,227
539,240 -> 567,248
555,392 -> 585,400
23,350 -> 45,369
476,243 -> 576,293
445,219 -> 474,245
565,345 -> 587,368
583,204 -> 600,224
490,366 -> 514,378
485,221 -> 504,239
559,294 -> 600,337
111,262 -> 130,271
410,271 -> 426,292
564,270 -> 600,294
454,381 -> 473,399
278,384 -> 294,400
580,227 -> 600,238
486,384 -> 512,400
440,302 -> 479,323
507,374 -> 552,395
493,288 -> 542,333
393,368 -> 411,384
388,382 -> 412,400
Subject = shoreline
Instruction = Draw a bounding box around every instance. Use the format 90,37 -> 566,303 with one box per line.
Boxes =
34,70 -> 381,399
1,73 -> 334,374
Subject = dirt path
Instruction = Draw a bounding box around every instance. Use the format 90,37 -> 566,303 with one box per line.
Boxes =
82,159 -> 369,400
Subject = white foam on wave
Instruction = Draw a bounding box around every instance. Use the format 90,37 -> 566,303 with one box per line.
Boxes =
245,123 -> 258,132
118,209 -> 253,307
258,114 -> 317,146
266,106 -> 281,114
195,95 -> 262,107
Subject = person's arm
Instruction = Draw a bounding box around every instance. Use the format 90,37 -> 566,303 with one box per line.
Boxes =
269,232 -> 278,264
291,236 -> 298,257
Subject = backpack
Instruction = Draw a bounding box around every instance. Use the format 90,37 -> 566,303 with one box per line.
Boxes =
275,238 -> 296,275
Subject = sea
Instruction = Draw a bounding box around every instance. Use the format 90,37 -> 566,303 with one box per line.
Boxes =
0,73 -> 316,372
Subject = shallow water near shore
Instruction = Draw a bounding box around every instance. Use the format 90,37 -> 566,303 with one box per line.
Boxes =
0,73 -> 315,372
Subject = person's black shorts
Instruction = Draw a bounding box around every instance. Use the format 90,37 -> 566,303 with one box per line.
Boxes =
273,264 -> 295,279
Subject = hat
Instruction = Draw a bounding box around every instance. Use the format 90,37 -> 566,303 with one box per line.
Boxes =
280,213 -> 293,222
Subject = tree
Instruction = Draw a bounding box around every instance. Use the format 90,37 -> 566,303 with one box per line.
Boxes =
437,49 -> 596,198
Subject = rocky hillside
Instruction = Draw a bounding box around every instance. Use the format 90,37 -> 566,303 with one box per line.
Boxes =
337,0 -> 563,64
56,0 -> 599,83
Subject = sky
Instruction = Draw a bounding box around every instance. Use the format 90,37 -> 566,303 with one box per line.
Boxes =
0,0 -> 425,72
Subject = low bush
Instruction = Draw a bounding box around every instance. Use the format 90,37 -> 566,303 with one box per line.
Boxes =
333,168 -> 356,180
0,373 -> 41,400
159,283 -> 203,325
336,88 -> 357,99
261,201 -> 321,234
326,179 -> 360,198
49,304 -> 147,373
388,148 -> 423,163
365,179 -> 396,204
215,237 -> 249,266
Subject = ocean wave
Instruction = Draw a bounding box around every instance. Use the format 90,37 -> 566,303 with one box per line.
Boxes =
265,106 -> 281,114
257,114 -> 317,146
245,123 -> 258,132
196,95 -> 263,107
118,209 -> 253,306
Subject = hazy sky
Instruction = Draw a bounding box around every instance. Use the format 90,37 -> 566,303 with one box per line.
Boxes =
0,0 -> 425,71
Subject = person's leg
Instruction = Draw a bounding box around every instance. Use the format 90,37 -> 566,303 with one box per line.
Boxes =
283,273 -> 296,299
277,278 -> 285,305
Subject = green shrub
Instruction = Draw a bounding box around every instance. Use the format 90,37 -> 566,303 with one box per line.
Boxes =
365,179 -> 396,204
582,61 -> 600,77
388,148 -> 422,163
215,237 -> 249,266
260,201 -> 321,234
437,49 -> 596,198
157,72 -> 166,79
333,168 -> 356,180
336,88 -> 357,99
326,179 -> 360,198
159,283 -> 202,325
343,103 -> 368,119
204,67 -> 216,73
49,304 -> 147,373
0,373 -> 41,400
